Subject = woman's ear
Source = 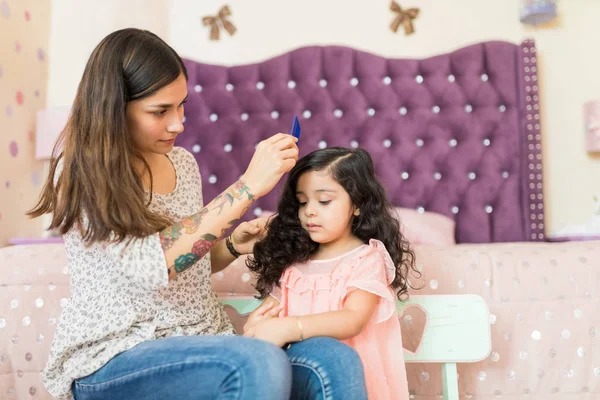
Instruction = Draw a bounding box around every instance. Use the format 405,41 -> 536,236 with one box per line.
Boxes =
353,208 -> 360,217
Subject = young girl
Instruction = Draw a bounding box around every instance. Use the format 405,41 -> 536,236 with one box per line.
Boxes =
27,28 -> 367,400
245,147 -> 419,400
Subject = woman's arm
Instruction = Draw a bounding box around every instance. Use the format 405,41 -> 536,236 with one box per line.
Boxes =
161,134 -> 298,280
209,239 -> 236,274
161,179 -> 254,279
210,217 -> 269,274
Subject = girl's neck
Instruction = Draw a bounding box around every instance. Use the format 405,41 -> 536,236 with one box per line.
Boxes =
312,236 -> 365,261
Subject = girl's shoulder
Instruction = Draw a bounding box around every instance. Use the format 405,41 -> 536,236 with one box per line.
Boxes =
349,239 -> 391,263
345,239 -> 396,283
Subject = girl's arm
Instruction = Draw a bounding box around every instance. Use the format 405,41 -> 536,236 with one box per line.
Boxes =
295,290 -> 380,340
243,296 -> 282,333
244,290 -> 380,346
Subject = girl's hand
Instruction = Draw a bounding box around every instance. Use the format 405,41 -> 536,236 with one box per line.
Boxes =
243,300 -> 283,334
241,133 -> 298,198
231,217 -> 271,255
244,317 -> 298,348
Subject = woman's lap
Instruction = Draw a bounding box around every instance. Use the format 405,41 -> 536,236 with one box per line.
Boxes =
73,335 -> 366,400
73,335 -> 291,400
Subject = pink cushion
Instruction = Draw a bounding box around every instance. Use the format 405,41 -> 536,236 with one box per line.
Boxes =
395,208 -> 456,246
255,208 -> 456,247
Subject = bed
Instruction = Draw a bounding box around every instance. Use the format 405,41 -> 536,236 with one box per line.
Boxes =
2,40 -> 599,399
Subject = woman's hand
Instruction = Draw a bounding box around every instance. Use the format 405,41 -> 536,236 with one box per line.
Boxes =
230,217 -> 271,255
243,300 -> 283,334
244,317 -> 299,348
241,133 -> 298,198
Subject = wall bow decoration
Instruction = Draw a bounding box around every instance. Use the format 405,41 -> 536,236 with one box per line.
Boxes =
389,2 -> 420,35
202,5 -> 237,41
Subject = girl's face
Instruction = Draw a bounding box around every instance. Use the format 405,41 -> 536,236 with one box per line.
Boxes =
126,73 -> 187,159
296,169 -> 358,248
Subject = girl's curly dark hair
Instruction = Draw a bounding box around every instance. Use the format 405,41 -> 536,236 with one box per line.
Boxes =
247,147 -> 419,300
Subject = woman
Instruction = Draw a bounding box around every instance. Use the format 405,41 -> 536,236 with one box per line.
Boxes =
28,28 -> 367,400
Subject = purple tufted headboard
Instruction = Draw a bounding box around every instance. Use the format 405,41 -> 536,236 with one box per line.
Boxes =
177,39 -> 544,244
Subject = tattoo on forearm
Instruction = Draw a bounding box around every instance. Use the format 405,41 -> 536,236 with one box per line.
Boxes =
191,234 -> 217,257
182,209 -> 208,234
170,233 -> 218,274
232,180 -> 254,201
160,209 -> 208,251
211,193 -> 233,215
162,180 -> 255,277
212,180 -> 254,215
171,253 -> 199,274
159,226 -> 180,250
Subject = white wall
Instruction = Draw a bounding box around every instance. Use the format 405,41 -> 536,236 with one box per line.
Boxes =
167,0 -> 600,236
45,0 -> 600,236
46,0 -> 168,108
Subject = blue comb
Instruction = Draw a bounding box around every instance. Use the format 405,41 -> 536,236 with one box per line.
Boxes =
290,115 -> 301,142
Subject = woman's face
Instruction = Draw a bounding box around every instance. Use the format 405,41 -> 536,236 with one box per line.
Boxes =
126,73 -> 187,158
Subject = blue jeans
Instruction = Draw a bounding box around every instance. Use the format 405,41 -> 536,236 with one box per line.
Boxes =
72,335 -> 367,400
285,337 -> 367,399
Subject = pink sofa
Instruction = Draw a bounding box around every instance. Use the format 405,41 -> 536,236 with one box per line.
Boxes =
2,240 -> 600,399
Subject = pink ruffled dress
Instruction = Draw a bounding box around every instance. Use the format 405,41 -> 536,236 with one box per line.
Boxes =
270,239 -> 409,400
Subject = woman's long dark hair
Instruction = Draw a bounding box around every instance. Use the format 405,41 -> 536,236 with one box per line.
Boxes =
247,147 -> 418,300
28,28 -> 187,244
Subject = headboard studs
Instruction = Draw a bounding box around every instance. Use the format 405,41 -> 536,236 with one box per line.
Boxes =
179,40 -> 544,243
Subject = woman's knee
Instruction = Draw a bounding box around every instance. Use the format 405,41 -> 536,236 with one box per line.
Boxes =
185,336 -> 292,399
237,337 -> 291,374
232,337 -> 292,392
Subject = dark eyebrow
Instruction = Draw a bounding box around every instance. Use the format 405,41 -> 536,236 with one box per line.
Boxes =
296,189 -> 337,195
148,95 -> 188,109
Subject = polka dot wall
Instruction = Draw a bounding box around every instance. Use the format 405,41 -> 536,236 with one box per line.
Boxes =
0,0 -> 50,246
